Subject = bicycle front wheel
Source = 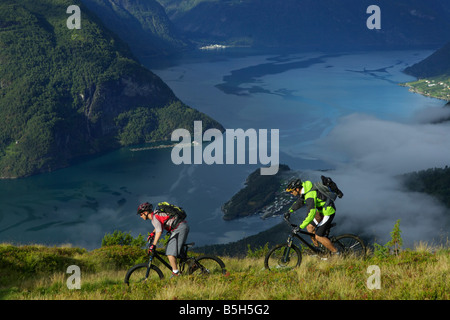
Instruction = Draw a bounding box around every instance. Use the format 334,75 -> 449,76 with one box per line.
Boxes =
189,255 -> 227,276
264,244 -> 302,271
333,234 -> 366,258
124,263 -> 164,285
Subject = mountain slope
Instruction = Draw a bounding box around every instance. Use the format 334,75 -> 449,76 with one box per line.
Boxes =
82,0 -> 192,60
2,243 -> 448,300
0,0 -> 222,178
158,0 -> 450,49
404,42 -> 450,78
403,42 -> 450,100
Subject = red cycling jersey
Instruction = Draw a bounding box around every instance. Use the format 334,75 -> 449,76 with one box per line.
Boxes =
151,211 -> 178,232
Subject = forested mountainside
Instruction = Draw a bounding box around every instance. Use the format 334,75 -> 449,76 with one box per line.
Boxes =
0,0 -> 222,178
82,0 -> 192,60
157,0 -> 450,49
405,42 -> 450,78
401,166 -> 450,209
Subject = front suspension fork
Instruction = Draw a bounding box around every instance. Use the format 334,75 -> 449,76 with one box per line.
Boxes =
283,235 -> 294,262
144,255 -> 154,279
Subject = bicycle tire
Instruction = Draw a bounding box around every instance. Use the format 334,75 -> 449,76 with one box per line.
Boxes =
264,244 -> 302,271
189,255 -> 227,276
124,263 -> 164,285
332,234 -> 366,258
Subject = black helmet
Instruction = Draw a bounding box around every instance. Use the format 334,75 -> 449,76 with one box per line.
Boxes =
137,202 -> 153,215
286,179 -> 302,192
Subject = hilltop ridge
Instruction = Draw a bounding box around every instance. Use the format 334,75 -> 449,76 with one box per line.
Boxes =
1,242 -> 448,300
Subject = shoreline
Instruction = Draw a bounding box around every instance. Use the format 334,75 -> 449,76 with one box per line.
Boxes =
400,80 -> 450,102
129,144 -> 176,152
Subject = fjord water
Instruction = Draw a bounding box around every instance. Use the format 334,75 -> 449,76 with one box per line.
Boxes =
0,49 -> 445,249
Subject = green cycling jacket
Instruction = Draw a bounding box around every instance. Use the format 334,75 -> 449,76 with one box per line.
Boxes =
289,181 -> 335,229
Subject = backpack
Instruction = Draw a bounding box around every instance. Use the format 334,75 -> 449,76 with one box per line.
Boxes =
310,175 -> 343,209
157,202 -> 187,227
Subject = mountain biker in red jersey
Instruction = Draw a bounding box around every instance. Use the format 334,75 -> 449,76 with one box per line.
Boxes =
285,178 -> 338,254
137,202 -> 189,277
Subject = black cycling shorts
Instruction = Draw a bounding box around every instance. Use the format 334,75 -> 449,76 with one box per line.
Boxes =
312,213 -> 335,237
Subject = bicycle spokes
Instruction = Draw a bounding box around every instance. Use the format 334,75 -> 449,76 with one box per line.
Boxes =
189,257 -> 226,276
265,244 -> 302,270
333,234 -> 366,257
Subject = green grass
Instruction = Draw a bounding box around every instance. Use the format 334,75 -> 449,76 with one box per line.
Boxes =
0,242 -> 448,300
402,77 -> 450,101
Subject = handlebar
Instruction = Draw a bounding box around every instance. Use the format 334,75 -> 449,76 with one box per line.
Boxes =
284,216 -> 300,231
284,215 -> 315,236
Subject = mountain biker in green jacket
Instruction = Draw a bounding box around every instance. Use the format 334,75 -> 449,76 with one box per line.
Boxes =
285,179 -> 338,253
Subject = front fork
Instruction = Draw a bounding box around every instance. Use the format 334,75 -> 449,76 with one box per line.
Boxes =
144,254 -> 154,279
283,235 -> 294,262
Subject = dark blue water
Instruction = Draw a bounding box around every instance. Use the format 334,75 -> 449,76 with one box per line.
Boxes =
0,49 -> 446,249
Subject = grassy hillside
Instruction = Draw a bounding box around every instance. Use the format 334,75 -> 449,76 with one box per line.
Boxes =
0,242 -> 448,300
403,77 -> 450,101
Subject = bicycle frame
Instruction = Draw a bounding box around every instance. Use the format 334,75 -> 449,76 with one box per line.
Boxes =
123,241 -> 227,284
265,218 -> 366,270
285,228 -> 323,255
145,251 -> 172,277
284,218 -> 335,257
145,241 -> 192,277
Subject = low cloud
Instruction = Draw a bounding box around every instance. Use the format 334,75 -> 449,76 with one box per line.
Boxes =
410,105 -> 450,124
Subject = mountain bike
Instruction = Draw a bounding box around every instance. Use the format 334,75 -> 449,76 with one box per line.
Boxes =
264,217 -> 366,270
124,238 -> 227,285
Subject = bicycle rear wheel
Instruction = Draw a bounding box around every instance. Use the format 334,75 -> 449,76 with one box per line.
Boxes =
264,244 -> 302,271
124,263 -> 164,285
189,255 -> 227,276
332,234 -> 366,258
